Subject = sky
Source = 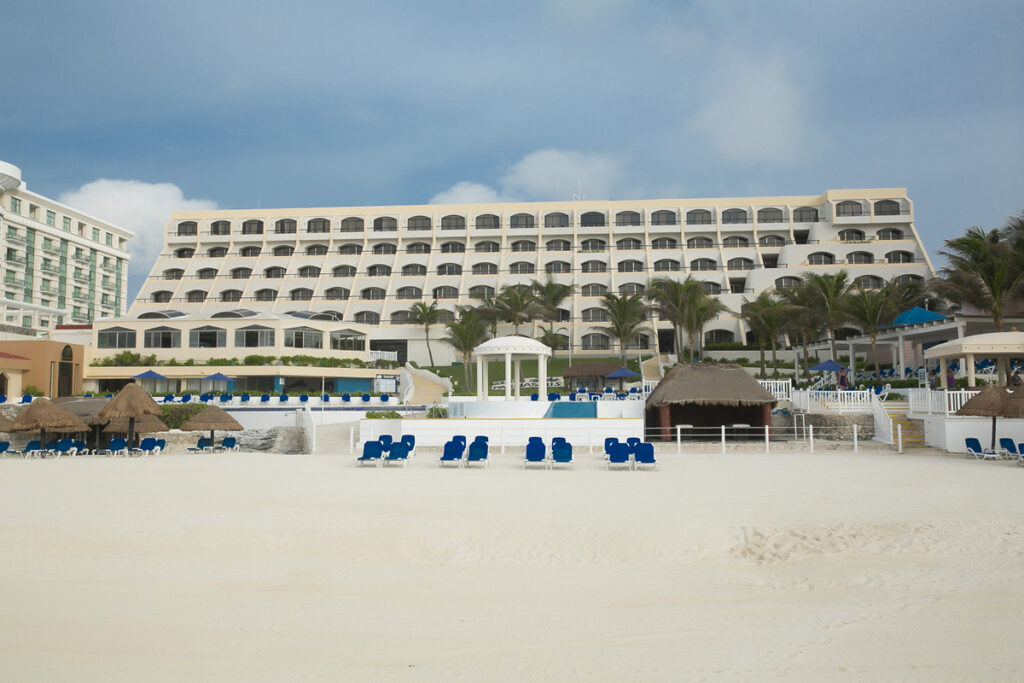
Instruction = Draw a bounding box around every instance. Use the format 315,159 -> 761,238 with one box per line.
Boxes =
3,0 -> 1022,299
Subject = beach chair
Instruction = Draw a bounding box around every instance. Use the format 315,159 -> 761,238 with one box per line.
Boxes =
321,393 -> 330,403
626,437 -> 641,453
1018,444 -> 1024,467
240,393 -> 251,404
380,394 -> 390,403
607,442 -> 632,470
154,439 -> 167,454
44,440 -> 59,454
547,392 -> 560,401
162,393 -> 175,403
186,437 -> 212,453
361,394 -> 371,403
524,437 -> 547,469
357,440 -> 384,466
604,437 -> 620,458
400,435 -> 415,457
378,435 -> 394,452
260,394 -> 270,403
466,439 -> 489,467
299,394 -> 309,403
633,442 -> 658,470
0,441 -> 8,457
0,394 -> 6,404
965,438 -> 1001,460
551,439 -> 573,468
530,393 -> 539,401
73,440 -> 89,456
383,441 -> 410,467
95,438 -> 128,457
20,395 -> 33,404
219,393 -> 232,403
439,440 -> 464,467
998,438 -> 1019,460
279,394 -> 289,403
216,437 -> 239,452
342,393 -> 351,403
7,439 -> 39,458
129,437 -> 158,456
179,393 -> 192,403
51,439 -> 77,457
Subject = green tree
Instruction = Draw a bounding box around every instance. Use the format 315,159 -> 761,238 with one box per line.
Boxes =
683,291 -> 729,364
646,276 -> 701,362
777,284 -> 826,382
531,276 -> 573,332
740,291 -> 787,377
599,293 -> 648,365
489,285 -> 541,335
408,301 -> 443,367
802,271 -> 853,361
536,327 -> 568,359
440,306 -> 488,390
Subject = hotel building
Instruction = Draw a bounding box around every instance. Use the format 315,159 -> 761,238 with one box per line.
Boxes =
98,188 -> 931,376
0,160 -> 132,330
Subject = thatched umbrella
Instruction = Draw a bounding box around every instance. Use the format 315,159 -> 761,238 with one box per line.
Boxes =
955,386 -> 1024,450
103,414 -> 169,434
181,404 -> 243,445
97,382 -> 163,447
8,397 -> 90,445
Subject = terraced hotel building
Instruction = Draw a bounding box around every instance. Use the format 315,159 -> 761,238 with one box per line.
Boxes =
107,188 -> 932,367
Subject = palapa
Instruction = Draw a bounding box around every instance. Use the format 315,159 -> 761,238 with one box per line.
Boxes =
181,404 -> 243,444
646,363 -> 777,408
8,397 -> 90,444
103,414 -> 169,434
97,383 -> 163,446
955,386 -> 1024,450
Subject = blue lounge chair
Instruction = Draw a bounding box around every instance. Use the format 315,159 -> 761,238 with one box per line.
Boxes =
342,394 -> 351,402
524,437 -> 547,469
95,438 -> 128,457
378,435 -> 394,452
220,393 -> 232,403
0,441 -> 8,456
279,394 -> 289,403
0,394 -> 6,404
8,439 -> 41,458
383,441 -> 410,467
321,394 -> 330,403
104,393 -> 114,398
633,442 -> 658,470
551,439 -> 573,468
73,440 -> 88,455
439,440 -> 464,467
361,394 -> 370,403
163,393 -> 175,403
155,439 -> 167,454
217,437 -> 239,452
186,437 -> 212,453
129,437 -> 158,456
467,439 -> 489,467
380,394 -> 389,403
357,440 -> 384,466
240,393 -> 251,404
299,394 -> 309,403
260,394 -> 271,403
51,439 -> 77,457
530,393 -> 539,401
179,393 -> 192,403
604,437 -> 619,453
626,437 -> 641,453
198,394 -> 211,403
998,438 -> 1018,459
607,442 -> 631,469
965,438 -> 1001,460
400,434 -> 416,456
44,440 -> 59,454
20,395 -> 32,404
547,392 -> 560,401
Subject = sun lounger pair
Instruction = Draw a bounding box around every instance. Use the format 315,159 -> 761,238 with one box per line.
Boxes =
439,436 -> 488,468
605,438 -> 658,470
524,437 -> 572,469
964,438 -> 1011,461
357,435 -> 416,467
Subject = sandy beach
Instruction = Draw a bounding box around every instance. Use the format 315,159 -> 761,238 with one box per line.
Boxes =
1,449 -> 1021,681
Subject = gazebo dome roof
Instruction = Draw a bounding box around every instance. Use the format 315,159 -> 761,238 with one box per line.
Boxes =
924,330 -> 1024,359
473,335 -> 552,359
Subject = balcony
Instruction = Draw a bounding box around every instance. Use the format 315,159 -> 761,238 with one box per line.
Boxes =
72,272 -> 91,283
5,232 -> 26,244
4,276 -> 25,288
73,252 -> 91,263
167,232 -> 198,244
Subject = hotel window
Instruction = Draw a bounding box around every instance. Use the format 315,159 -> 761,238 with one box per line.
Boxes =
433,286 -> 458,299
475,214 -> 500,230
702,281 -> 722,295
615,211 -> 641,226
874,200 -> 901,216
373,217 -> 398,231
373,243 -> 397,255
886,250 -> 913,264
211,220 -> 231,235
298,266 -> 321,278
580,212 -> 605,227
338,244 -> 362,255
273,245 -> 294,256
254,289 -> 277,301
197,268 -> 217,280
144,327 -> 181,348
177,221 -> 198,236
472,262 -> 497,275
97,327 -> 136,348
836,201 -> 862,217
231,267 -> 252,279
441,242 -> 465,253
289,288 -> 314,301
333,265 -> 356,277
847,251 -> 873,264
651,237 -> 677,249
793,207 -> 819,222
208,247 -> 228,257
581,239 -> 606,252
581,260 -> 606,273
469,285 -> 494,299
235,326 -> 275,347
396,286 -> 422,299
581,333 -> 610,350
512,213 -> 536,229
758,235 -> 786,247
727,258 -> 754,271
368,264 -> 392,277
757,207 -> 784,223
264,267 -> 285,279
307,218 -> 329,233
407,242 -> 431,254
546,261 -> 571,274
651,210 -> 677,226
306,244 -> 328,255
92,227 -> 101,241
186,290 -> 207,302
353,311 -> 380,325
391,310 -> 413,325
654,259 -> 680,272
722,236 -> 749,247
437,263 -> 462,276
855,275 -> 884,290
877,228 -> 904,241
240,246 -> 262,257
722,209 -> 747,224
242,220 -> 264,235
808,252 -> 835,265
341,217 -> 364,232
361,287 -> 386,300
509,262 -> 535,274
687,209 -> 713,225
475,241 -> 499,253
839,229 -> 866,242
543,212 -> 568,228
63,216 -> 72,231
275,219 -> 297,234
616,238 -> 642,250
511,240 -> 536,252
618,260 -> 643,273
687,237 -> 713,249
175,248 -> 195,258
220,290 -> 242,302
152,291 -> 172,303
189,326 -> 226,348
402,264 -> 427,276
331,331 -> 366,350
547,239 -> 571,252
406,215 -> 431,231
582,307 -> 607,322
45,210 -> 56,226
581,283 -> 607,297
325,287 -> 351,300
775,276 -> 801,290
895,274 -> 923,285
690,258 -> 717,271
9,197 -> 20,213
441,215 -> 466,230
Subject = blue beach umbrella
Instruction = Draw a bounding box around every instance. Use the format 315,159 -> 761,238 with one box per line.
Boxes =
809,360 -> 847,373
133,370 -> 167,380
202,372 -> 233,382
604,367 -> 641,379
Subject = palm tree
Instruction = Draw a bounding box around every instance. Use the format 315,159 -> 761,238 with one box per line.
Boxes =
408,301 -> 443,367
683,291 -> 729,364
531,276 -> 572,332
777,284 -> 826,382
740,292 -> 787,377
440,306 -> 488,391
599,293 -> 648,366
646,276 -> 701,361
844,279 -> 928,378
802,271 -> 853,361
536,327 -> 568,359
487,285 -> 541,336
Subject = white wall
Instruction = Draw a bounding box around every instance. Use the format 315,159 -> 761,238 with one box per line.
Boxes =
922,414 -> 1024,452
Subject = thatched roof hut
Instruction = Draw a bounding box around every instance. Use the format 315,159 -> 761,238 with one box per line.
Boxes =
955,386 -> 1024,449
103,414 -> 169,434
645,363 -> 777,440
8,397 -> 90,443
97,383 -> 163,446
181,405 -> 243,443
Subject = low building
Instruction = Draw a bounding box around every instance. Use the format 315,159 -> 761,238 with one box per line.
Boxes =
0,340 -> 86,397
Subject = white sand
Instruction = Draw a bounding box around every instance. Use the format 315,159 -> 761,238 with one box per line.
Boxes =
1,449 -> 1022,681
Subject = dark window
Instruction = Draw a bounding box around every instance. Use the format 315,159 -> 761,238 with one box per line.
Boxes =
651,210 -> 677,225
210,220 -> 231,235
582,308 -> 607,322
207,247 -> 228,258
284,327 -> 322,349
354,311 -> 380,325
581,239 -> 606,252
441,215 -> 466,230
702,281 -> 722,295
836,201 -> 862,217
197,268 -> 217,280
722,236 -> 749,247
618,283 -> 645,296
581,333 -> 610,350
847,251 -> 874,264
615,211 -> 641,226
175,248 -> 194,258
687,237 -> 713,248
757,208 -> 784,223
441,242 -> 465,253
690,258 -> 717,271
511,213 -> 536,229
373,243 -> 397,254
325,287 -> 350,300
231,268 -> 252,279
469,285 -> 495,299
273,246 -> 294,256
306,244 -> 328,255
654,259 -> 680,272
290,288 -> 313,301
775,277 -> 801,290
144,327 -> 180,348
512,240 -> 536,252
886,250 -> 913,264
722,209 -> 747,224
338,244 -> 363,255
361,287 -> 386,300
546,261 -> 571,274
808,252 -> 835,265
616,238 -> 642,250
475,241 -> 499,253
618,260 -> 644,272
509,262 -> 535,274
407,215 -> 431,231
177,221 -> 197,236
242,220 -> 263,235
472,262 -> 497,275
705,330 -> 734,344
255,289 -> 277,301
264,267 -> 285,279
475,214 -> 500,229
407,242 -> 431,254
367,265 -> 392,277
373,217 -> 398,231
220,290 -> 242,302
333,266 -> 356,277
793,207 -> 819,222
236,326 -> 275,347
240,246 -> 261,257
298,266 -> 321,277
152,291 -> 172,303
758,235 -> 786,247
433,286 -> 459,299
547,239 -> 571,252
341,217 -> 364,232
580,211 -> 605,227
855,275 -> 884,290
877,228 -> 904,241
687,209 -> 713,225
163,269 -> 183,280
651,237 -> 676,249
543,212 -> 567,228
581,260 -> 607,273
402,264 -> 427,276
839,229 -> 866,242
396,287 -> 422,299
581,283 -> 607,296
307,218 -> 330,233
727,258 -> 753,271
190,326 -> 226,348
874,200 -> 901,216
391,311 -> 413,325
275,219 -> 296,234
437,263 -> 462,276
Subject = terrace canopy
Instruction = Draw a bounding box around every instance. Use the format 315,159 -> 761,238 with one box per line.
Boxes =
473,336 -> 552,401
924,330 -> 1024,387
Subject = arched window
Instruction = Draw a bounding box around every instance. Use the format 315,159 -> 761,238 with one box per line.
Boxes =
627,333 -> 650,350
687,209 -> 713,225
325,287 -> 350,300
651,237 -> 677,250
152,291 -> 172,303
307,218 -> 329,233
407,242 -> 431,253
210,220 -> 231,235
373,216 -> 398,231
274,219 -> 296,234
839,229 -> 866,242
543,212 -> 568,228
793,206 -> 819,222
757,207 -> 784,223
886,250 -> 913,264
615,211 -> 641,226
264,267 -> 285,279
727,258 -> 754,270
441,215 -> 466,230
690,258 -> 717,271
511,213 -> 536,229
231,267 -> 252,279
582,307 -> 607,322
582,260 -> 607,273
144,326 -> 182,348
758,235 -> 786,247
402,264 -> 427,276
808,252 -> 835,265
511,240 -> 536,252
546,261 -> 571,274
580,211 -> 605,227
407,215 -> 431,231
651,210 -> 677,225
475,214 -> 500,230
242,220 -> 263,235
373,243 -> 397,255
581,239 -> 606,252
722,236 -> 749,247
207,247 -> 228,258
475,241 -> 499,253
163,269 -> 184,280
437,263 -> 462,276
654,259 -> 680,272
702,281 -> 722,295
441,242 -> 465,253
847,251 -> 874,264
298,266 -> 321,278
722,208 -> 747,224
255,289 -> 277,302
396,286 -> 422,299
338,244 -> 362,255
687,236 -> 713,248
874,200 -> 901,216
354,311 -> 380,325
618,260 -> 643,272
894,274 -> 923,285
469,285 -> 495,299
284,327 -> 322,349
581,333 -> 610,350
775,276 -> 801,291
197,268 -> 217,280
855,275 -> 884,290
616,238 -> 642,250
290,288 -> 313,301
433,286 -> 459,299
836,200 -> 862,217
240,246 -> 261,257
510,262 -> 535,274
341,217 -> 364,232
704,329 -> 734,344
472,262 -> 497,275
177,221 -> 198,236
361,287 -> 386,300
333,265 -> 356,277
368,265 -> 392,277
220,290 -> 242,302
391,310 -> 413,325
306,244 -> 328,255
581,283 -> 607,297
273,246 -> 294,256
175,248 -> 194,258
877,228 -> 904,241
547,239 -> 571,252
618,283 -> 645,296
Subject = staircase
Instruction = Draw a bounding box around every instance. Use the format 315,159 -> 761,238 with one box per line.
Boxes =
401,364 -> 450,406
883,402 -> 926,448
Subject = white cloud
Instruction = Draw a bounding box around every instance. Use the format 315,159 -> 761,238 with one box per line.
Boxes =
689,51 -> 813,165
430,148 -> 626,204
59,179 -> 217,296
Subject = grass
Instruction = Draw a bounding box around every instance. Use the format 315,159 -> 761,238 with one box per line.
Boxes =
423,355 -> 644,395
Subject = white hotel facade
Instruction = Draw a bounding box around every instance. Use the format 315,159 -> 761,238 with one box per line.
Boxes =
106,188 -> 932,368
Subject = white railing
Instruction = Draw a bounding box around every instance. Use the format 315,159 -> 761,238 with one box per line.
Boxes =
870,392 -> 893,444
908,388 -> 980,415
758,379 -> 792,402
809,373 -> 831,391
805,390 -> 872,414
298,406 -> 316,453
369,349 -> 398,362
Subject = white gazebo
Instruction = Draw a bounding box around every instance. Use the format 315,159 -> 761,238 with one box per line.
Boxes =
473,336 -> 553,401
924,329 -> 1024,387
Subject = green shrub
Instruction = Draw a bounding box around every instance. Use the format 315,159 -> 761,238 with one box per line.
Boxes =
425,405 -> 448,419
90,351 -> 159,367
365,410 -> 401,419
23,385 -> 44,397
160,403 -> 207,429
243,354 -> 276,366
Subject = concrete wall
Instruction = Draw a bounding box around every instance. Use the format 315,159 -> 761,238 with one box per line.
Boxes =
921,414 -> 1024,452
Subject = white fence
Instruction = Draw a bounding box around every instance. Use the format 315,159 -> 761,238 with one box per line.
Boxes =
369,349 -> 398,362
870,392 -> 893,444
298,407 -> 316,453
758,379 -> 792,402
792,390 -> 872,414
908,389 -> 980,415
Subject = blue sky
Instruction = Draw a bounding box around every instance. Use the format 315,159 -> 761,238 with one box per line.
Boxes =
3,0 -> 1022,298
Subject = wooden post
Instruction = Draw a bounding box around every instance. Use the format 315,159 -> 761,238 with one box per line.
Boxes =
659,404 -> 672,442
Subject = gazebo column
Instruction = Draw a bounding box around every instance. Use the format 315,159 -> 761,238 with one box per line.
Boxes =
504,353 -> 512,400
513,359 -> 521,398
889,344 -> 897,374
482,360 -> 489,401
966,353 -> 975,387
897,334 -> 905,377
476,356 -> 484,399
538,353 -> 548,400
938,357 -> 948,391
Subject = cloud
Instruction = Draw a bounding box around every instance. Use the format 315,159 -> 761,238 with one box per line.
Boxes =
58,179 -> 217,299
430,148 -> 626,204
